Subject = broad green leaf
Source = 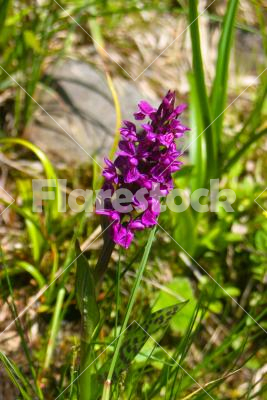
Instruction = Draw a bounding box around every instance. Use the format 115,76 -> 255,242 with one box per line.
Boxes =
99,301 -> 188,384
208,301 -> 223,314
153,278 -> 196,334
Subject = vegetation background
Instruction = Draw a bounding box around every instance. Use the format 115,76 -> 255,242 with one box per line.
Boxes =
0,0 -> 266,399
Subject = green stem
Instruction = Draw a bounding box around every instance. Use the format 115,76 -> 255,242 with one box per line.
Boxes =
94,239 -> 115,283
101,226 -> 157,400
79,341 -> 95,400
94,217 -> 115,284
115,248 -> 122,338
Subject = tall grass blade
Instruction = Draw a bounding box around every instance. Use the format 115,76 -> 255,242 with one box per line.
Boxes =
16,261 -> 46,288
223,127 -> 267,172
2,251 -> 44,399
210,0 -> 239,150
225,82 -> 267,155
43,287 -> 66,369
0,352 -> 32,400
188,0 -> 216,181
188,72 -> 206,192
17,179 -> 44,263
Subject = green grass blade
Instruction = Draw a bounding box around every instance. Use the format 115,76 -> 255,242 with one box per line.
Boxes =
210,0 -> 239,150
1,252 -> 44,399
0,352 -> 32,400
0,0 -> 10,34
222,127 -> 267,173
16,261 -> 46,288
43,287 -> 66,369
188,0 -> 217,181
46,242 -> 59,301
0,263 -> 45,288
17,179 -> 44,263
225,81 -> 267,155
188,72 -> 206,192
0,137 -> 61,221
253,0 -> 267,57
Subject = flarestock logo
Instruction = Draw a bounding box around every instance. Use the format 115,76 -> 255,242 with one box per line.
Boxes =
31,178 -> 236,215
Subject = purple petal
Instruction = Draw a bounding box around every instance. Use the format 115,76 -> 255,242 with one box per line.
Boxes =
134,112 -> 146,120
173,103 -> 187,115
120,121 -> 137,141
141,123 -> 153,133
148,197 -> 161,215
122,120 -> 136,130
125,167 -> 140,183
138,100 -> 155,115
141,209 -> 157,227
104,158 -> 114,168
129,157 -> 138,166
129,219 -> 145,231
112,223 -> 134,248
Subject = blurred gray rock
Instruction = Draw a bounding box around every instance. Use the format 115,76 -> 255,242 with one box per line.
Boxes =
25,59 -> 151,166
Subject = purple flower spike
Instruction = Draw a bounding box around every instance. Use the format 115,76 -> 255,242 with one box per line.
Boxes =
120,120 -> 137,142
134,100 -> 156,120
96,91 -> 189,248
138,101 -> 156,115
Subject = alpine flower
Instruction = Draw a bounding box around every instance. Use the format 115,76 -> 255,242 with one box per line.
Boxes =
96,90 -> 189,248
